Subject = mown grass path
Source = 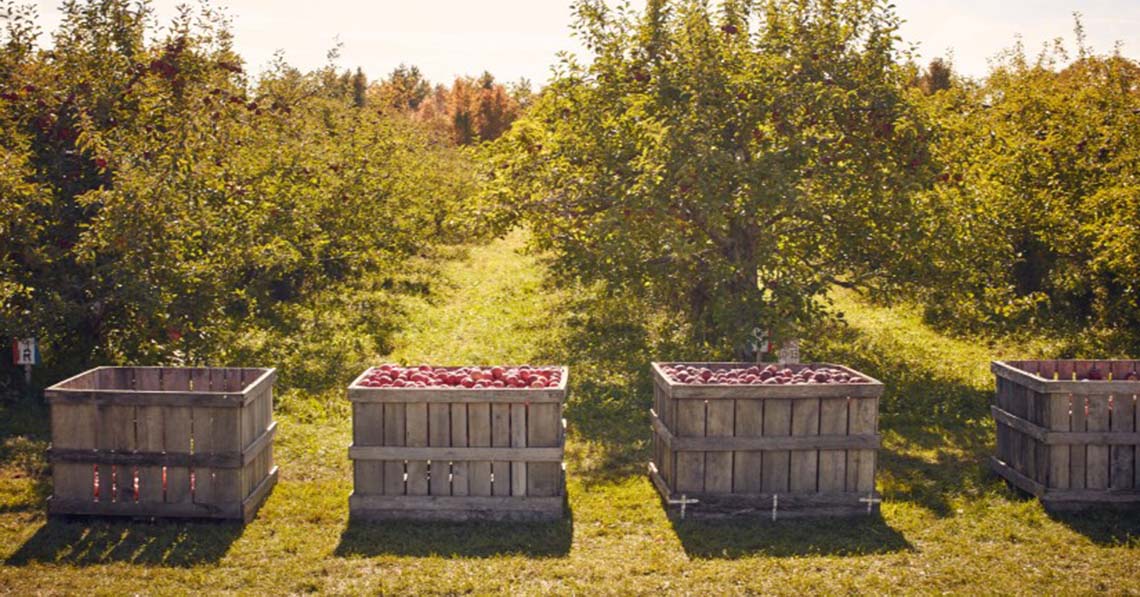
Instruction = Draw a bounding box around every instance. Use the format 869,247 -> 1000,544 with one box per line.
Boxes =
1,231 -> 1138,594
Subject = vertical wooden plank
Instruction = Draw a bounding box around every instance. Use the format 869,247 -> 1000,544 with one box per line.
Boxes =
136,404 -> 165,504
451,404 -> 469,497
510,403 -> 528,497
51,401 -> 97,503
163,406 -> 192,505
192,405 -> 217,505
732,399 -> 763,494
703,400 -> 734,494
1110,390 -> 1135,490
1070,394 -> 1088,490
405,403 -> 429,495
467,403 -> 492,496
790,398 -> 820,493
353,403 -> 384,496
761,399 -> 791,493
674,399 -> 706,494
527,403 -> 561,497
1085,394 -> 1111,490
1046,394 -> 1071,489
382,403 -> 405,495
428,403 -> 451,496
847,397 -> 878,493
1036,360 -> 1056,380
491,403 -> 511,497
818,397 -> 848,492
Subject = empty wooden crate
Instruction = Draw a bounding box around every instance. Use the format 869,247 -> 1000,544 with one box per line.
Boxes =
649,362 -> 884,518
991,360 -> 1140,510
347,367 -> 567,521
46,366 -> 278,522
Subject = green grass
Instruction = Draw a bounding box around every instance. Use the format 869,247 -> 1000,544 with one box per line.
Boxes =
1,230 -> 1138,595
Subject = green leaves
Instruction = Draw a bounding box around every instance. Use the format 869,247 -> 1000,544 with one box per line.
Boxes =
487,0 -> 927,354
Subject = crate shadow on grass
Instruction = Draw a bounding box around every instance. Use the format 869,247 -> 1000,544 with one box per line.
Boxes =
670,513 -> 913,559
334,512 -> 573,559
1046,508 -> 1140,546
5,518 -> 244,567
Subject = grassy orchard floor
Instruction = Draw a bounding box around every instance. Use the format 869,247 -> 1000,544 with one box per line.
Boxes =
1,230 -> 1139,594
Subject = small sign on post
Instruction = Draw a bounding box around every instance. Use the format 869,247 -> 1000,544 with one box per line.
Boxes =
13,337 -> 39,390
777,338 -> 800,365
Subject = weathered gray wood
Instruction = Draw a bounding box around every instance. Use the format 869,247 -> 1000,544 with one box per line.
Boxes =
1070,395 -> 1088,489
790,398 -> 820,493
1085,394 -> 1111,489
405,403 -> 429,496
348,493 -> 563,522
674,399 -> 706,494
1046,394 -> 1071,489
703,400 -> 734,493
349,446 -> 565,462
428,403 -> 451,496
1110,393 -> 1135,490
732,399 -> 763,494
164,405 -> 192,505
992,361 -> 1140,394
491,403 -> 511,497
761,399 -> 791,493
382,403 -> 406,495
818,397 -> 848,492
510,403 -> 527,497
651,415 -> 877,451
353,403 -> 384,496
467,403 -> 492,496
847,397 -> 878,493
450,404 -> 469,497
349,494 -> 563,512
527,403 -> 562,497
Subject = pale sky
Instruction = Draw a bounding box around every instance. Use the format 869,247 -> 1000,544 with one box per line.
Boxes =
28,0 -> 1140,86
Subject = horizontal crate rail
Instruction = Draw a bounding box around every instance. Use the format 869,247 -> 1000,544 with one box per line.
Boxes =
349,445 -> 564,462
990,457 -> 1140,504
349,494 -> 564,513
651,411 -> 879,451
48,421 -> 277,468
992,406 -> 1140,446
49,469 -> 280,520
992,361 -> 1140,394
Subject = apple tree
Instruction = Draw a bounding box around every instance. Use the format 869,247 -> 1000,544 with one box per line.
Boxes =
483,0 -> 932,354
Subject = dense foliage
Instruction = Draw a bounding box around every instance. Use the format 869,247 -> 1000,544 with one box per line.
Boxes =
901,39 -> 1140,353
0,0 -> 476,394
484,0 -> 932,356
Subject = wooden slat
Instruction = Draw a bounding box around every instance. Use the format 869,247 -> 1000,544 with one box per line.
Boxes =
450,404 -> 469,497
349,493 -> 563,513
491,403 -> 511,497
790,398 -> 820,493
135,363 -> 165,503
405,403 -> 429,495
467,403 -> 492,496
1046,394 -> 1071,489
1110,393 -> 1135,490
382,403 -> 406,495
1070,395 -> 1087,490
818,397 -> 848,492
732,399 -> 763,494
1085,394 -> 1110,490
428,403 -> 451,496
527,403 -> 562,497
651,415 -> 877,451
847,397 -> 878,493
164,405 -> 192,505
761,399 -> 791,493
353,403 -> 384,496
703,400 -> 734,493
674,399 -> 706,493
510,403 -> 527,497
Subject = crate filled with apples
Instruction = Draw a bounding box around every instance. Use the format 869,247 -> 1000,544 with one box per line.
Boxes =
356,364 -> 563,389
347,364 -> 568,522
648,362 -> 884,519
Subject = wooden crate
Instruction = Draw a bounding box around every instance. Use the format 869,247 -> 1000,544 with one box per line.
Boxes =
347,367 -> 567,521
45,366 -> 278,523
648,362 -> 884,518
991,360 -> 1140,510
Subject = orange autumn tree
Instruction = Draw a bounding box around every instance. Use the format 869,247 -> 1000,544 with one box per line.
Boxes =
373,67 -> 522,145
